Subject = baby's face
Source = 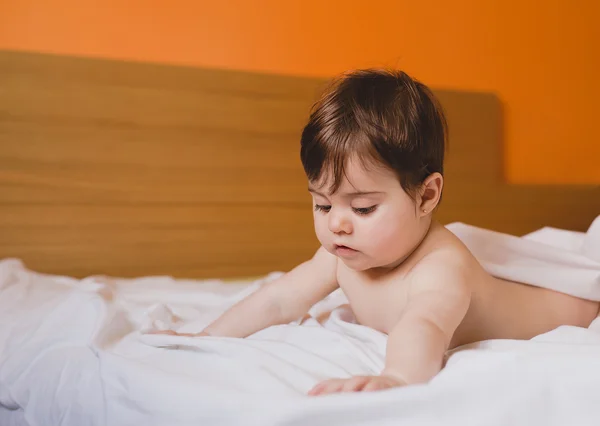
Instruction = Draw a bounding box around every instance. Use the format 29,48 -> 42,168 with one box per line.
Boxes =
309,159 -> 428,271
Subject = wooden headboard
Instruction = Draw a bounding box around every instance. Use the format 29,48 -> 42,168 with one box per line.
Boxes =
1,51 -> 598,279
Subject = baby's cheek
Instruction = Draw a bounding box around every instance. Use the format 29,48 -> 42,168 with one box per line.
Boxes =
364,219 -> 404,251
367,215 -> 398,238
313,218 -> 329,245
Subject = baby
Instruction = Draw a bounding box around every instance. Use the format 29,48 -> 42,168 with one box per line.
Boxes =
156,69 -> 600,395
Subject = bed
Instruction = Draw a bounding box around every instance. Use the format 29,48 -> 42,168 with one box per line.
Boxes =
1,50 -> 600,426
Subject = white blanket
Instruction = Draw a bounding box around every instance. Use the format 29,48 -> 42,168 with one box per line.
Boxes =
448,215 -> 600,300
1,217 -> 600,426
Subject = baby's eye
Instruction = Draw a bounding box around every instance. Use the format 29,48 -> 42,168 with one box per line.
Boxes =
352,205 -> 378,215
314,204 -> 331,213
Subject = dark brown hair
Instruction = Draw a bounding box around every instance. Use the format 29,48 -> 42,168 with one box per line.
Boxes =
300,69 -> 447,199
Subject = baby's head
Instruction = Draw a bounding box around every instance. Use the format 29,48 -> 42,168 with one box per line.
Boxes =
300,69 -> 447,271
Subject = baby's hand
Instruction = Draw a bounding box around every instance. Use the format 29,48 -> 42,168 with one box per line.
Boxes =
308,374 -> 406,396
150,330 -> 210,337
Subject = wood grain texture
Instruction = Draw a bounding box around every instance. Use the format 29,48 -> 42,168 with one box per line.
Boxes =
1,50 -> 598,279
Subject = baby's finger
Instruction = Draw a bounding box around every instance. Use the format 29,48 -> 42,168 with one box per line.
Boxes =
149,329 -> 178,335
308,380 -> 335,396
307,382 -> 326,396
342,377 -> 369,393
362,380 -> 385,392
310,379 -> 343,396
321,380 -> 345,395
148,330 -> 200,337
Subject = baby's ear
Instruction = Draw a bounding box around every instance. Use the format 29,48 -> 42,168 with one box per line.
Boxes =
418,173 -> 443,216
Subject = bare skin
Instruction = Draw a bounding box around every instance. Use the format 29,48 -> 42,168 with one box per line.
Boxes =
337,221 -> 599,347
307,223 -> 599,395
153,160 -> 599,395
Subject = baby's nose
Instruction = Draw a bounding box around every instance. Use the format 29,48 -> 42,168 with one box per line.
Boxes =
328,210 -> 353,234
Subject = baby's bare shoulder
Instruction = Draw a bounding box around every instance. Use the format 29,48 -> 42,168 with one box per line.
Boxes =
408,227 -> 478,295
398,228 -> 474,332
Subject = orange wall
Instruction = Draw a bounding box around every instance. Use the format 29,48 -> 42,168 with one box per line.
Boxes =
1,0 -> 598,184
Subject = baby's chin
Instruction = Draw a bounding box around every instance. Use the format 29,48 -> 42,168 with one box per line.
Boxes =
338,251 -> 406,273
322,244 -> 393,271
336,253 -> 377,272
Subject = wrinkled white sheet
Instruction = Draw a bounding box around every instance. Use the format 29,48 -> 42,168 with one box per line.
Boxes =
448,215 -> 600,301
1,217 -> 600,426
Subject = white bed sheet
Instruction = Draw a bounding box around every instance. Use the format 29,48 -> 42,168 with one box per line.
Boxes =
1,219 -> 600,426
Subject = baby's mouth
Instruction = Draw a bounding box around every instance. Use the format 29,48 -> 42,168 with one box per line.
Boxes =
334,244 -> 359,255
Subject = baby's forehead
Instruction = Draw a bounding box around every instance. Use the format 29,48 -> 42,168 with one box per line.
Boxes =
318,162 -> 397,191
309,171 -> 397,198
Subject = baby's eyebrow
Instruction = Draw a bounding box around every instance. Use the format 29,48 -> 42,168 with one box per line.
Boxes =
343,191 -> 384,197
307,188 -> 383,197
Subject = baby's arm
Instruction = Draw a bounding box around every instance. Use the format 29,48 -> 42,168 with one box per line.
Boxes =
382,254 -> 471,385
193,246 -> 338,338
308,252 -> 471,396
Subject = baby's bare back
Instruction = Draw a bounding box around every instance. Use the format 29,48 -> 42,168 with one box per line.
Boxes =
452,273 -> 599,347
338,223 -> 599,349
